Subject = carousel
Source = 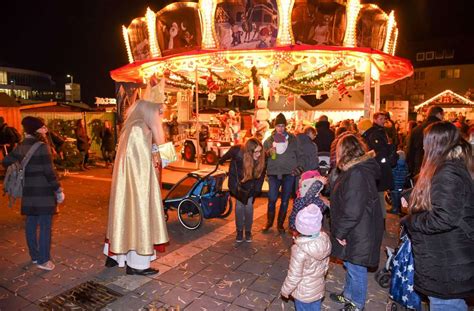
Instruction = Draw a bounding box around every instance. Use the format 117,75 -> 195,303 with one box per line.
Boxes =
111,0 -> 413,164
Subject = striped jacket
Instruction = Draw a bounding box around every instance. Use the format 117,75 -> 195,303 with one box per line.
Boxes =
2,137 -> 61,215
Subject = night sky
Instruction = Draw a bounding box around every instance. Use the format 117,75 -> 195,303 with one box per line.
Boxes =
0,0 -> 471,105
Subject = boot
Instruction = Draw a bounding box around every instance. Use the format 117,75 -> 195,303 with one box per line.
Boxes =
261,212 -> 275,232
236,230 -> 244,242
277,211 -> 287,233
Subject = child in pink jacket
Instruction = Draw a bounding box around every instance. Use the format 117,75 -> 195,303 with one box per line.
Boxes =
281,204 -> 332,310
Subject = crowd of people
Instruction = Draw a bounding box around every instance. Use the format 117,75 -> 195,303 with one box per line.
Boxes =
1,103 -> 473,310
221,107 -> 473,311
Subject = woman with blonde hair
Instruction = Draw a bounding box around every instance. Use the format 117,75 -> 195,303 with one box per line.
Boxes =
103,99 -> 169,275
219,138 -> 266,242
402,121 -> 473,310
329,134 -> 383,311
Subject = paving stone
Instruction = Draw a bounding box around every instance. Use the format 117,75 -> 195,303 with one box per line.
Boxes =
155,267 -> 194,285
248,276 -> 283,296
237,260 -> 270,276
20,302 -> 41,310
227,303 -> 252,310
233,288 -> 275,310
214,254 -> 246,270
265,262 -> 289,282
184,294 -> 230,310
157,286 -> 201,309
200,265 -> 231,282
102,292 -> 149,310
133,279 -> 174,302
15,276 -> 64,303
175,257 -> 208,274
181,273 -> 216,294
110,274 -> 153,291
205,271 -> 258,303
267,295 -> 296,311
0,287 -> 32,310
194,249 -> 225,262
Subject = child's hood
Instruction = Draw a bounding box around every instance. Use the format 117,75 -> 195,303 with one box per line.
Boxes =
294,232 -> 331,260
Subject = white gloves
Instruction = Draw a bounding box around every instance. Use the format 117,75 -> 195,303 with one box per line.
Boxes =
55,188 -> 65,204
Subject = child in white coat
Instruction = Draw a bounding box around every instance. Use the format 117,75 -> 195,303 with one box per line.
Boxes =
281,204 -> 332,310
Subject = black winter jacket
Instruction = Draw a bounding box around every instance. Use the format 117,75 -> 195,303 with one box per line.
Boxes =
362,124 -> 396,191
330,154 -> 384,268
406,116 -> 441,177
404,159 -> 474,299
296,133 -> 319,172
314,121 -> 334,153
219,145 -> 265,200
2,137 -> 61,215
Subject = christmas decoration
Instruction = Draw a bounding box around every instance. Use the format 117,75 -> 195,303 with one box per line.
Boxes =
336,80 -> 352,100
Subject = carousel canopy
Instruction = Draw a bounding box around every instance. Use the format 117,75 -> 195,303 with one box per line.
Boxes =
111,0 -> 413,98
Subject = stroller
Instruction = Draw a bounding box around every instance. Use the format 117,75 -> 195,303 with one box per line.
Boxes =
376,229 -> 425,311
163,164 -> 233,230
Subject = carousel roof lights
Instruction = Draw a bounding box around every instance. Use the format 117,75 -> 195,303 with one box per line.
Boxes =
113,1 -> 412,96
343,0 -> 361,47
122,25 -> 134,64
383,11 -> 396,54
146,7 -> 161,58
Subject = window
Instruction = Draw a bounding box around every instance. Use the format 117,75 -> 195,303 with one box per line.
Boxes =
440,70 -> 446,79
435,50 -> 444,59
416,52 -> 425,61
0,71 -> 7,84
414,71 -> 425,80
445,49 -> 454,59
453,68 -> 461,78
425,51 -> 434,60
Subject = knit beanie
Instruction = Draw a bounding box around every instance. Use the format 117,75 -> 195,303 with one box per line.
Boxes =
274,113 -> 287,126
296,204 -> 323,236
22,116 -> 44,135
358,118 -> 372,133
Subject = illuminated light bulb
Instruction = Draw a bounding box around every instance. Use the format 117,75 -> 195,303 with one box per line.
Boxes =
122,25 -> 134,63
276,0 -> 295,45
199,0 -> 217,48
343,0 -> 361,47
371,64 -> 380,81
146,8 -> 160,58
383,11 -> 395,53
391,28 -> 399,55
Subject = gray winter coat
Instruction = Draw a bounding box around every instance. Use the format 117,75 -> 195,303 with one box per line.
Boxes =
2,137 -> 61,215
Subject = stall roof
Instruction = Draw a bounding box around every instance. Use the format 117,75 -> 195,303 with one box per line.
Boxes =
0,93 -> 20,107
415,90 -> 474,111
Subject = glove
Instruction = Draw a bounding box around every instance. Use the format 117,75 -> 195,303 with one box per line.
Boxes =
400,215 -> 411,229
291,166 -> 304,177
55,188 -> 65,204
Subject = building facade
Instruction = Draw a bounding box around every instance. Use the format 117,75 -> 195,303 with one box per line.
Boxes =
0,66 -> 65,101
381,36 -> 474,111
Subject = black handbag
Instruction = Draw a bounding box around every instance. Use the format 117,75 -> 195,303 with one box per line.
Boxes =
233,165 -> 251,205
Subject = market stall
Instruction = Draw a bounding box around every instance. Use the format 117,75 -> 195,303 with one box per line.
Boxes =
414,89 -> 474,121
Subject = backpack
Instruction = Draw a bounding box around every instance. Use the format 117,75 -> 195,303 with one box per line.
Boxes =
3,142 -> 43,208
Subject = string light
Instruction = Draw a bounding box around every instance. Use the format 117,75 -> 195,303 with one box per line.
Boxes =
146,7 -> 160,58
122,25 -> 134,63
343,0 -> 361,47
383,11 -> 395,53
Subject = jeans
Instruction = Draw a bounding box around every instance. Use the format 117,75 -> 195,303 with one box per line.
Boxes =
428,296 -> 467,311
294,298 -> 321,311
235,197 -> 254,232
390,189 -> 402,214
267,175 -> 295,226
25,215 -> 53,265
343,261 -> 368,310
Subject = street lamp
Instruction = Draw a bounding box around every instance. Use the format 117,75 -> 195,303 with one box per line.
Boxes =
67,74 -> 74,103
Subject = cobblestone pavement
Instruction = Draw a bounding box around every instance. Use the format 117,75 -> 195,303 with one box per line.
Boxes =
0,167 -> 468,310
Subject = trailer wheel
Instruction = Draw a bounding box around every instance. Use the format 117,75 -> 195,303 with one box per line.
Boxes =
204,150 -> 218,165
183,142 -> 196,162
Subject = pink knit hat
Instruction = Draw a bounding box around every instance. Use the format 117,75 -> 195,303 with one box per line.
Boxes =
296,204 -> 323,235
